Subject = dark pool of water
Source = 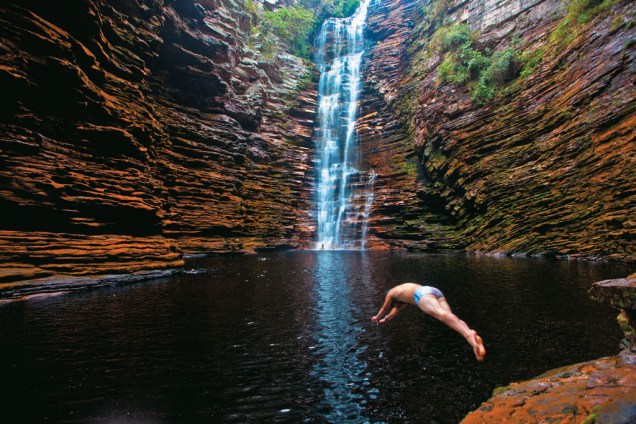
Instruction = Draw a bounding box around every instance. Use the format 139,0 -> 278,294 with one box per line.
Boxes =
0,251 -> 631,423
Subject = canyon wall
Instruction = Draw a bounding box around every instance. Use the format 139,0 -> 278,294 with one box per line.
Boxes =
361,0 -> 635,261
359,0 -> 462,251
0,0 -> 634,284
0,0 -> 316,282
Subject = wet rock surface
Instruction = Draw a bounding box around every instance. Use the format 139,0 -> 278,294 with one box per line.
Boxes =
0,269 -> 179,303
0,0 -> 316,280
463,274 -> 636,423
462,356 -> 636,424
589,275 -> 636,311
590,274 -> 636,366
357,0 -> 462,251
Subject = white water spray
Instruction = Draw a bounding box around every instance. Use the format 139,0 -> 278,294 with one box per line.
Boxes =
314,0 -> 375,250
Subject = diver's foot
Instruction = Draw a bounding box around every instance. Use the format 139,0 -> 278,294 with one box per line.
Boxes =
472,334 -> 486,362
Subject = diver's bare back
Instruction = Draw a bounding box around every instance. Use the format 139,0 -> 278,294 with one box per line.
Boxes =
390,283 -> 422,305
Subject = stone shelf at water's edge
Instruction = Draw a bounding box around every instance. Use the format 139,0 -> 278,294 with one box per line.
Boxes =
463,274 -> 636,423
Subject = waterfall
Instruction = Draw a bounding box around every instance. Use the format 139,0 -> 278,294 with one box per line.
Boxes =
314,0 -> 374,250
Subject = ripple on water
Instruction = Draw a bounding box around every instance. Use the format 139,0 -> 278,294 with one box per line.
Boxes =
0,251 -> 629,423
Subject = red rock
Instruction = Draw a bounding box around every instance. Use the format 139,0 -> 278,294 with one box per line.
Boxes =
462,357 -> 636,423
360,0 -> 635,261
0,0 -> 316,282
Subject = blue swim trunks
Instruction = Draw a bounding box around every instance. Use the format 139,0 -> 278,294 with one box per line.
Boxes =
414,286 -> 444,303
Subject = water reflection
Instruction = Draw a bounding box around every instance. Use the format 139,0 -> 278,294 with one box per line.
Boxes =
0,252 -> 630,423
310,251 -> 375,422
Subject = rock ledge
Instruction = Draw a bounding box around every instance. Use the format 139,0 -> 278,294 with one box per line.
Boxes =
463,275 -> 636,423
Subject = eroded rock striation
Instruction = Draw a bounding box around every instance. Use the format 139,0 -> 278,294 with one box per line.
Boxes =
360,0 -> 635,261
0,0 -> 634,284
357,0 -> 463,251
0,0 -> 316,281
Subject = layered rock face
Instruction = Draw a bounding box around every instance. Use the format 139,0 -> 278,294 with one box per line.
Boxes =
0,0 -> 634,284
0,0 -> 316,281
360,0 -> 635,261
357,0 -> 463,251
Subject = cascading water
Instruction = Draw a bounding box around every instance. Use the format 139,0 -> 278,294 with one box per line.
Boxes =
314,0 -> 375,250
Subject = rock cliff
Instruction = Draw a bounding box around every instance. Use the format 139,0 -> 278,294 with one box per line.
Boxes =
0,0 -> 634,284
0,0 -> 316,281
360,0 -> 635,261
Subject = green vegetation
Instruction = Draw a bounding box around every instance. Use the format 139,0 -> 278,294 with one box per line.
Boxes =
244,0 -> 260,16
473,47 -> 523,101
491,385 -> 511,396
243,1 -> 316,59
611,15 -> 625,31
243,0 -> 274,58
519,47 -> 544,79
581,405 -> 601,424
263,6 -> 317,58
421,0 -> 452,29
481,48 -> 522,86
567,0 -> 618,24
401,161 -> 420,177
319,0 -> 361,19
550,0 -> 619,46
431,23 -> 474,52
427,0 -> 621,102
437,44 -> 489,85
432,24 -> 529,102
